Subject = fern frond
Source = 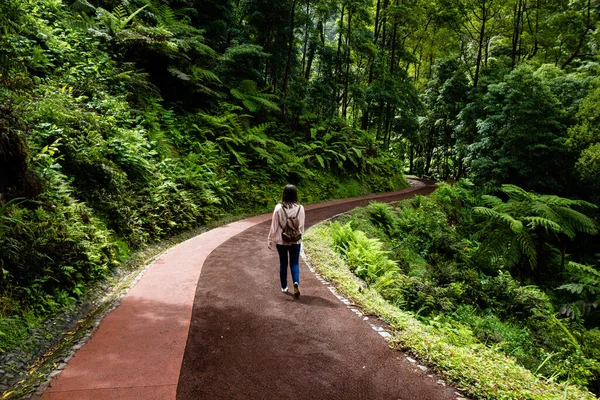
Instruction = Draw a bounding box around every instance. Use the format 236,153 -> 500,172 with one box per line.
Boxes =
553,206 -> 598,236
481,194 -> 502,207
474,207 -> 523,233
167,66 -> 190,81
516,232 -> 537,268
523,216 -> 563,234
501,184 -> 534,202
113,5 -> 126,21
241,99 -> 260,113
559,283 -> 586,295
192,66 -> 220,83
251,96 -> 280,112
120,4 -> 148,29
230,80 -> 280,113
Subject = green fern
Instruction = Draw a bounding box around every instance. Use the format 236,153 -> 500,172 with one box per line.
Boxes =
559,261 -> 600,299
474,185 -> 598,271
230,80 -> 280,113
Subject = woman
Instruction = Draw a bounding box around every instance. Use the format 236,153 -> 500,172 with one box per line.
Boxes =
268,184 -> 305,298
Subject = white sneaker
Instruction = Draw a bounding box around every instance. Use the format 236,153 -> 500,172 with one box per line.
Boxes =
281,287 -> 288,293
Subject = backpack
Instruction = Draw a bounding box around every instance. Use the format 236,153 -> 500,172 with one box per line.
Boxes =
279,206 -> 302,243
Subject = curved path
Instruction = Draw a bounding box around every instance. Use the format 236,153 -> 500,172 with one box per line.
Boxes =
42,180 -> 458,400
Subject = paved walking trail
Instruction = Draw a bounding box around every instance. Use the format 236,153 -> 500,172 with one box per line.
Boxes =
42,180 -> 460,400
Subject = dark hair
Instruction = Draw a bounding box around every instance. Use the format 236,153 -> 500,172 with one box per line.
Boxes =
281,184 -> 298,208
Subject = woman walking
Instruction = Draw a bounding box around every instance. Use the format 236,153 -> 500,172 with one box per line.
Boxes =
268,184 -> 305,298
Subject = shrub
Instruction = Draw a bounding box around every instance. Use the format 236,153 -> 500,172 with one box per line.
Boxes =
330,222 -> 398,282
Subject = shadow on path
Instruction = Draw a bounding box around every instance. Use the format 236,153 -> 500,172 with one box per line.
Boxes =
176,183 -> 457,400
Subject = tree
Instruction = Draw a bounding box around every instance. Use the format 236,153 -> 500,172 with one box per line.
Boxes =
469,66 -> 570,193
416,59 -> 470,178
567,82 -> 600,202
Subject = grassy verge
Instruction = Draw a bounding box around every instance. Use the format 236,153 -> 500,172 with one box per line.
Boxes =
303,223 -> 596,400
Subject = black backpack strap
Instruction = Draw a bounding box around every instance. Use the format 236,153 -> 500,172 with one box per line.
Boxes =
294,205 -> 301,218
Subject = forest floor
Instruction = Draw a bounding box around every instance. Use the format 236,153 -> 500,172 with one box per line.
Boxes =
38,180 -> 467,400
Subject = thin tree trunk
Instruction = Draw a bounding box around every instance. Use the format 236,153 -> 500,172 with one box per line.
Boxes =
334,4 -> 345,116
511,0 -> 520,68
361,0 -> 383,130
301,0 -> 311,76
561,0 -> 592,68
473,2 -> 487,87
342,8 -> 352,118
305,20 -> 321,80
390,5 -> 398,74
282,0 -> 298,117
374,0 -> 382,43
381,0 -> 388,53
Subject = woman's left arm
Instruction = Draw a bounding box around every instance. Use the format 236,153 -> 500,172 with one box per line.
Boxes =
299,205 -> 306,234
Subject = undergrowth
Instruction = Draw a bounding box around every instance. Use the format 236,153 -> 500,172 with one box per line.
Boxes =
303,180 -> 600,398
304,224 -> 597,400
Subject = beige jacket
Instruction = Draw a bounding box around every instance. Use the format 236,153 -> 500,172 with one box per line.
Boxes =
268,203 -> 305,247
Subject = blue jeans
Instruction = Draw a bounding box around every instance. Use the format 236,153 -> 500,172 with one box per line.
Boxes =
276,243 -> 301,289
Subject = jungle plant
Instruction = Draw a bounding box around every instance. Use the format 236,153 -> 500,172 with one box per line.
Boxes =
473,184 -> 598,275
559,261 -> 600,320
329,221 -> 398,283
230,80 -> 280,113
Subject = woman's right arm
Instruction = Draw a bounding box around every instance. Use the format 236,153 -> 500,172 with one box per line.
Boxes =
267,205 -> 279,249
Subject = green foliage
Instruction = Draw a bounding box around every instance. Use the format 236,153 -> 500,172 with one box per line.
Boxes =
230,80 -> 280,113
218,44 -> 271,86
0,312 -> 40,353
329,222 -> 398,283
469,66 -> 569,193
366,202 -> 396,236
429,179 -> 478,227
473,184 -> 597,272
395,196 -> 451,257
304,224 -> 596,400
319,182 -> 600,392
568,82 -> 600,201
559,261 -> 600,320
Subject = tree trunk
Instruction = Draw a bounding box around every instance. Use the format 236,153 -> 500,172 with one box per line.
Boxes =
334,4 -> 345,116
304,20 -> 321,80
282,0 -> 298,117
301,0 -> 311,76
342,8 -> 352,118
360,0 -> 384,130
561,0 -> 592,68
390,4 -> 398,74
473,2 -> 487,87
526,0 -> 539,59
409,143 -> 414,174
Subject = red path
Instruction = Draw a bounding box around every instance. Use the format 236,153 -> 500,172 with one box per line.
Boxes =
41,180 -> 460,400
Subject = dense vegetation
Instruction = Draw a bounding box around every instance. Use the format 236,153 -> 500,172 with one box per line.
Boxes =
0,0 -> 407,350
1,0 -> 599,397
309,181 -> 599,397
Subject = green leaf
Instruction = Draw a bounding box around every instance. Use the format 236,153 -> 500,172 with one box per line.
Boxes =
315,154 -> 325,168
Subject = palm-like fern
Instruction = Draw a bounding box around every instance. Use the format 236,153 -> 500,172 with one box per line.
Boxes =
474,185 -> 598,270
230,80 -> 280,113
299,126 -> 363,172
559,261 -> 600,318
192,110 -> 305,179
68,1 -> 220,100
97,4 -> 149,36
